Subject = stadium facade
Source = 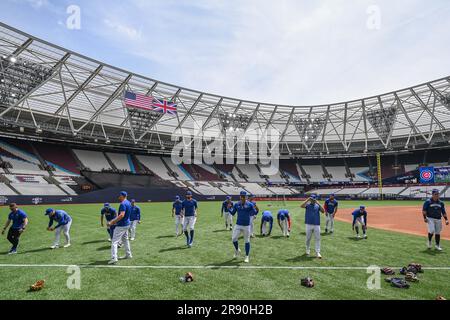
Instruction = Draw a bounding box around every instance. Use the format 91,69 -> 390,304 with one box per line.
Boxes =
1,22 -> 450,204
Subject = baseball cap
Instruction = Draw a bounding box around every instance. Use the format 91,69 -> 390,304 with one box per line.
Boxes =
360,205 -> 366,210
330,193 -> 335,197
104,203 -> 110,208
45,208 -> 54,215
310,194 -> 317,200
432,189 -> 440,195
175,195 -> 180,200
119,191 -> 128,197
226,196 -> 231,200
186,191 -> 193,196
240,191 -> 247,196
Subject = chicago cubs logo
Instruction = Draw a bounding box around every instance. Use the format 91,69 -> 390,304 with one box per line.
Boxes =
419,167 -> 434,183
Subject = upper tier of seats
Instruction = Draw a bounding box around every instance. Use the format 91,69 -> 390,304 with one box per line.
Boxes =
73,149 -> 112,172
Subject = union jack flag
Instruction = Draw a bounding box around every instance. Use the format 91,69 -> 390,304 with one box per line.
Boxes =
123,91 -> 177,115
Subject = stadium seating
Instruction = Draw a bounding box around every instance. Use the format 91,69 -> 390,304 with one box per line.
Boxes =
4,174 -> 48,184
58,184 -> 77,196
34,142 -> 80,175
279,160 -> 302,183
240,183 -> 273,195
135,155 -> 174,180
162,158 -> 193,180
361,186 -> 407,196
266,186 -> 297,195
2,156 -> 48,175
302,165 -> 325,182
73,149 -> 112,172
186,181 -> 226,195
335,187 -> 369,195
0,182 -> 17,195
216,182 -> 246,195
106,152 -> 135,173
11,183 -> 66,196
326,166 -> 351,182
399,185 -> 447,198
306,188 -> 343,196
182,164 -> 222,181
349,167 -> 372,182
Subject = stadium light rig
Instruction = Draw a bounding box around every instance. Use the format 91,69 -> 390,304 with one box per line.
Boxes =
218,112 -> 252,134
366,106 -> 397,143
294,117 -> 326,147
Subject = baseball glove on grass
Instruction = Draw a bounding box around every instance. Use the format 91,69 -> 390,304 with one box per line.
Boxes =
385,277 -> 410,289
408,263 -> 423,273
436,295 -> 446,300
381,267 -> 395,275
405,272 -> 419,282
185,272 -> 194,282
29,280 -> 45,292
300,277 -> 314,288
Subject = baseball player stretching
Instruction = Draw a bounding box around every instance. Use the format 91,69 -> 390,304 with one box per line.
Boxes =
422,189 -> 449,251
1,203 -> 28,254
248,195 -> 259,238
228,191 -> 257,263
221,196 -> 234,230
324,194 -> 338,234
46,208 -> 72,249
101,203 -> 117,241
108,191 -> 133,265
300,195 -> 325,259
172,195 -> 184,237
277,209 -> 291,237
182,191 -> 198,248
260,211 -> 273,237
352,206 -> 368,239
129,199 -> 141,241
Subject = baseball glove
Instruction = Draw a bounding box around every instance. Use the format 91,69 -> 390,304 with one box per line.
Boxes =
381,267 -> 395,275
29,280 -> 45,292
436,295 -> 446,301
405,272 -> 419,282
408,263 -> 423,273
386,277 -> 410,289
399,267 -> 407,275
185,272 -> 194,282
300,277 -> 314,288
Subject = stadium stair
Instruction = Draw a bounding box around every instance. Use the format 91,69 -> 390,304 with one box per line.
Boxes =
29,142 -> 54,176
104,152 -> 119,172
297,161 -> 310,183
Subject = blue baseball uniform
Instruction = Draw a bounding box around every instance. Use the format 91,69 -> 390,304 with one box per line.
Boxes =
352,209 -> 367,227
324,198 -> 338,233
101,206 -> 118,239
304,201 -> 323,255
182,198 -> 198,246
423,198 -> 447,238
117,200 -> 132,227
6,209 -> 28,252
221,200 -> 234,229
129,204 -> 141,239
261,211 -> 273,235
173,200 -> 183,215
173,199 -> 184,236
48,210 -> 72,229
182,199 -> 198,217
229,200 -> 257,257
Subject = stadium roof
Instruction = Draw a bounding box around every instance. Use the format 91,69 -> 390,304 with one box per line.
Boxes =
1,21 -> 450,157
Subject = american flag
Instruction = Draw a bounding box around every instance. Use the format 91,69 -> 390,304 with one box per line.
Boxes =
123,91 -> 177,115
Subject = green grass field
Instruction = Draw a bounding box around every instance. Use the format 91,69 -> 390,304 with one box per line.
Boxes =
0,200 -> 448,300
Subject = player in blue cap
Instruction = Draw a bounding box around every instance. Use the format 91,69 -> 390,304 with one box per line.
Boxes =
182,190 -> 198,247
260,210 -> 273,237
101,203 -> 117,242
324,194 -> 338,234
46,208 -> 72,249
1,203 -> 28,254
221,196 -> 234,230
107,191 -> 132,264
172,195 -> 184,237
228,190 -> 257,263
129,199 -> 141,241
277,209 -> 290,237
300,194 -> 325,258
352,205 -> 368,239
422,189 -> 448,251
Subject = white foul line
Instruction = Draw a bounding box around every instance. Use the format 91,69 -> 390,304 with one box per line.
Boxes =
0,264 -> 449,270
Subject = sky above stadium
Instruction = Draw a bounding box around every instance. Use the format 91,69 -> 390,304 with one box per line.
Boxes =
1,0 -> 450,106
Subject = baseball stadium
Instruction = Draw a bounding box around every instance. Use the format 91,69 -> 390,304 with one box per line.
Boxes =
0,11 -> 450,301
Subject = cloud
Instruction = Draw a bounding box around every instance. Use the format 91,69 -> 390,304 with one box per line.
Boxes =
103,19 -> 142,41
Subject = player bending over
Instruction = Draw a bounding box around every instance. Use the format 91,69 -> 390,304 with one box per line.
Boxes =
182,191 -> 198,248
300,195 -> 325,259
260,211 -> 273,237
46,208 -> 72,249
324,194 -> 338,234
228,191 -> 257,263
101,203 -> 117,242
172,195 -> 184,237
221,196 -> 234,230
108,191 -> 133,265
277,209 -> 291,237
1,203 -> 28,254
352,206 -> 368,239
422,189 -> 449,251
129,199 -> 141,241
248,195 -> 259,238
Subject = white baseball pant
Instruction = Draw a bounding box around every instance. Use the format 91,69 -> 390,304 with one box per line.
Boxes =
183,216 -> 197,232
232,224 -> 251,243
427,218 -> 443,235
111,225 -> 131,261
129,220 -> 139,239
261,221 -> 269,235
175,215 -> 184,235
281,219 -> 289,236
249,215 -> 256,235
224,212 -> 233,226
325,213 -> 335,232
53,220 -> 72,247
305,224 -> 321,254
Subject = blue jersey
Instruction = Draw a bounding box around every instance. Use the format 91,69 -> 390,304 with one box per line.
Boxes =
250,200 -> 259,216
229,201 -> 257,226
261,211 -> 274,233
130,205 -> 141,221
305,203 -> 321,226
48,210 -> 71,229
222,200 -> 232,213
423,199 -> 446,220
173,200 -> 183,215
8,209 -> 27,230
117,199 -> 132,227
101,207 -> 117,222
182,199 -> 198,217
324,199 -> 338,214
352,209 -> 368,226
